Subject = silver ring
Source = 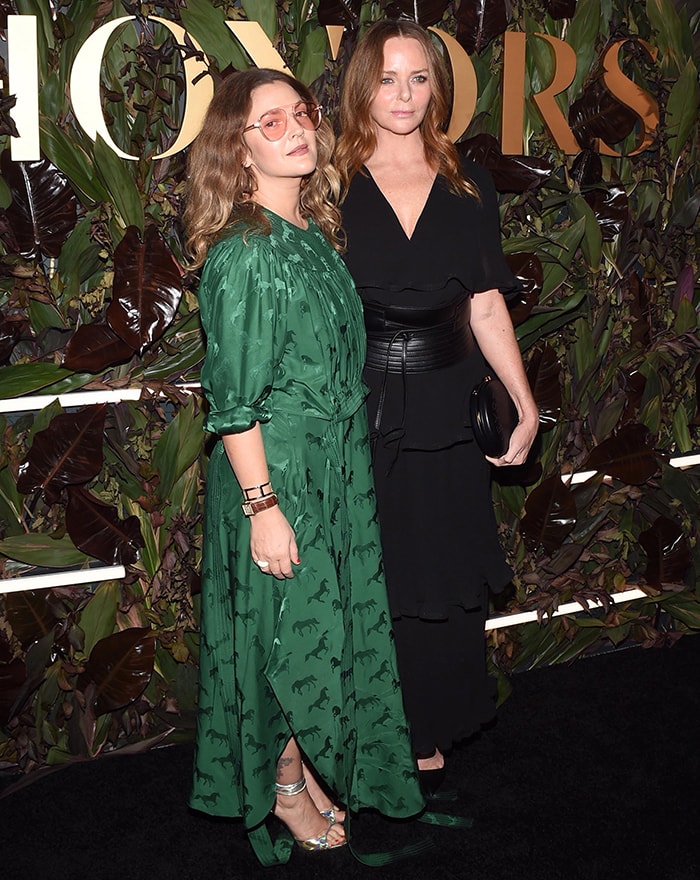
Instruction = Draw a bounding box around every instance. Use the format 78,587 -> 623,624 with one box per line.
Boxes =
256,559 -> 270,568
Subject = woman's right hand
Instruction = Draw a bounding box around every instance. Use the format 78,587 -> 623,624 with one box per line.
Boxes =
249,506 -> 300,579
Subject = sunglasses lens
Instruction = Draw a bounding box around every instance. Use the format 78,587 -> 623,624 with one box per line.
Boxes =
258,108 -> 287,141
294,102 -> 322,131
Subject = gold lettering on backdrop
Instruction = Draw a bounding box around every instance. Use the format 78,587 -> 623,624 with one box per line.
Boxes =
325,25 -> 345,61
428,27 -> 477,143
70,17 -> 140,160
225,21 -> 290,72
70,16 -> 213,161
501,31 -> 527,155
530,34 -> 580,154
601,39 -> 659,156
150,18 -> 213,160
2,15 -> 663,162
7,15 -> 40,161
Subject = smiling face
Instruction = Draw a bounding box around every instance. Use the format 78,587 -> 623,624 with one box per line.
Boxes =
242,81 -> 318,188
368,36 -> 433,139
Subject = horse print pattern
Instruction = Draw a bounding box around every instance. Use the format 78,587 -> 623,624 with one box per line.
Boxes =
190,212 -> 423,846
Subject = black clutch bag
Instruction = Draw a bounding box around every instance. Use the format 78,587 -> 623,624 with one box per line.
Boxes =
470,375 -> 518,457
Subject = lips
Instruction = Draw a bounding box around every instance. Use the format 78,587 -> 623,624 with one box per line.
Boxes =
287,144 -> 309,156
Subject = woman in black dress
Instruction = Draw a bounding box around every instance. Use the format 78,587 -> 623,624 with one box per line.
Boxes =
336,20 -> 539,789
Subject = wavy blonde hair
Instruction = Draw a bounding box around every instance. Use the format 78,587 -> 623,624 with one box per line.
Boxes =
184,69 -> 343,268
335,20 -> 479,201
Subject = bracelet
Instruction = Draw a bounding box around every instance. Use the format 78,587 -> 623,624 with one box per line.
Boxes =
241,494 -> 279,517
242,481 -> 273,501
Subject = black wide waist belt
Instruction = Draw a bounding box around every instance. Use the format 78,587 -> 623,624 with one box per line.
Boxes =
364,296 -> 475,373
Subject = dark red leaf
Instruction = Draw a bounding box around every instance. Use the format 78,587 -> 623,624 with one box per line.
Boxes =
620,368 -> 646,424
639,517 -> 691,588
622,272 -> 650,348
458,134 -> 552,193
17,404 -> 106,503
456,0 -> 510,55
526,344 -> 562,432
79,626 -> 155,715
0,151 -> 78,259
691,363 -> 700,427
583,423 -> 659,485
63,321 -> 135,373
0,314 -> 23,363
569,78 -> 637,151
546,0 -> 577,18
384,0 -> 451,27
571,151 -> 629,240
106,225 -> 183,354
5,590 -> 57,648
0,655 -> 26,726
66,487 -> 144,565
520,475 -> 577,554
317,0 -> 362,26
505,252 -> 543,325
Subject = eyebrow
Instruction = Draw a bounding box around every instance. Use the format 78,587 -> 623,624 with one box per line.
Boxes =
381,68 -> 429,76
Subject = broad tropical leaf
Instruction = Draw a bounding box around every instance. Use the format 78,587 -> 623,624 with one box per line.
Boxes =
546,0 -> 577,18
526,344 -> 562,432
458,135 -> 552,193
639,516 -> 691,587
66,487 -> 144,566
520,475 -> 577,553
0,314 -> 23,363
0,651 -> 25,726
456,0 -> 510,55
506,252 -> 543,325
583,423 -> 659,484
4,590 -> 57,648
569,78 -> 637,151
79,626 -> 155,715
384,0 -> 451,27
106,226 -> 183,354
0,151 -> 78,259
0,533 -> 91,568
572,153 -> 629,241
63,322 -> 135,373
317,0 -> 362,26
17,404 -> 106,503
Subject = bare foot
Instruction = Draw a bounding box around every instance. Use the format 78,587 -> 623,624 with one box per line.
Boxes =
416,748 -> 444,772
274,788 -> 346,847
303,766 -> 347,825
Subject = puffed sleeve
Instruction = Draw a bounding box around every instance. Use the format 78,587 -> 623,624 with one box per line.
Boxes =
463,159 -> 522,301
198,234 -> 286,435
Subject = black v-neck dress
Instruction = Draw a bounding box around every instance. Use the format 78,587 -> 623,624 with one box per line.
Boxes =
342,158 -> 520,753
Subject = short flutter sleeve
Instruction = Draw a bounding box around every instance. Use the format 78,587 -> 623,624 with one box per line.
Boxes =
462,159 -> 521,301
198,234 -> 286,435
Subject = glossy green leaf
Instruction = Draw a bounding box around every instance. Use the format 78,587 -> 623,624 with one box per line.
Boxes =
569,194 -> 602,271
566,0 -> 601,100
40,117 -> 109,204
666,59 -> 700,165
539,219 -> 586,297
0,533 -> 90,567
152,396 -> 205,502
77,580 -> 121,657
180,0 -> 249,71
241,0 -> 278,41
93,135 -> 144,231
0,363 -> 75,397
646,0 -> 687,76
296,25 -> 328,87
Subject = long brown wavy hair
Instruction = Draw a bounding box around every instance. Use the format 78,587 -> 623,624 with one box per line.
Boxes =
335,20 -> 479,201
184,68 -> 343,268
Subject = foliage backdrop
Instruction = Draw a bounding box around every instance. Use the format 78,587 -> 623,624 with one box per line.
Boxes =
0,0 -> 698,774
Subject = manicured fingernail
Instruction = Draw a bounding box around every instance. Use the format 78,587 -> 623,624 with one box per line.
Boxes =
294,557 -> 301,564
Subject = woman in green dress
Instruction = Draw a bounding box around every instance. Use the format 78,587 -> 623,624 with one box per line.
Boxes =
184,69 -> 424,865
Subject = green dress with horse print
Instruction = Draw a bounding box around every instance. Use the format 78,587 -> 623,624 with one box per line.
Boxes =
189,210 -> 424,860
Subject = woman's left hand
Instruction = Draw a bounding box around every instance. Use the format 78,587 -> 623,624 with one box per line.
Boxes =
486,412 -> 539,468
